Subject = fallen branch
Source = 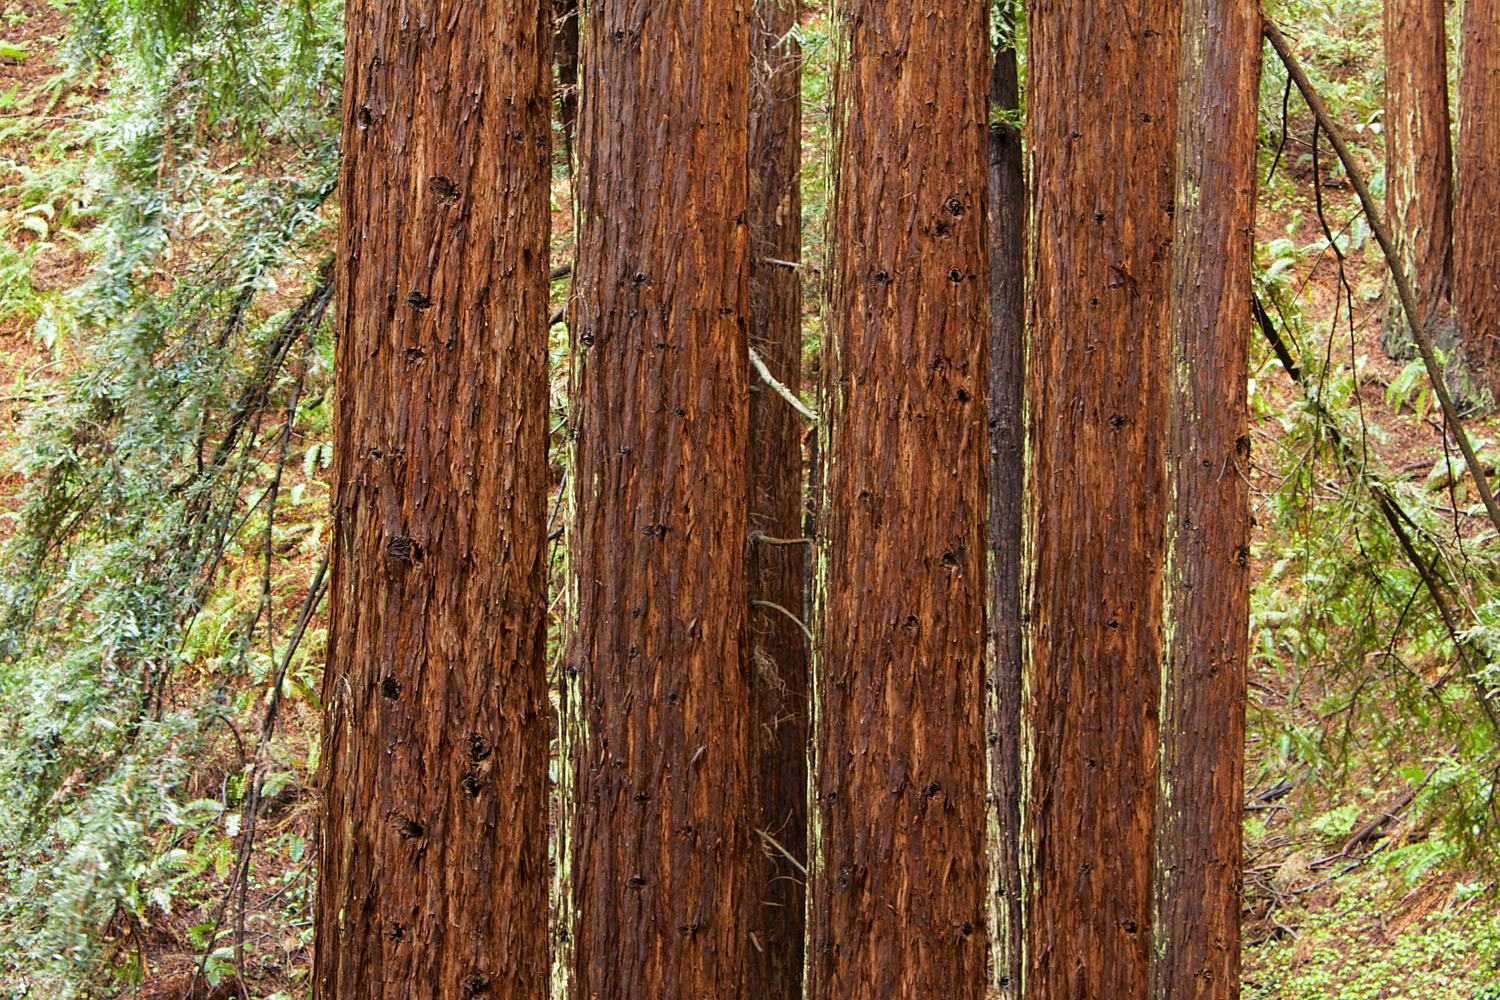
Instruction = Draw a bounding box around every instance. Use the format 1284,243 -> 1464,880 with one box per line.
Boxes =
1264,18 -> 1500,540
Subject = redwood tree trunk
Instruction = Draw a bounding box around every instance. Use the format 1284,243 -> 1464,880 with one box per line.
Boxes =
1457,0 -> 1500,394
746,0 -> 807,996
562,3 -> 753,998
315,1 -> 551,998
811,1 -> 990,997
986,2 -> 1025,996
1152,0 -> 1260,996
1022,3 -> 1179,998
1380,0 -> 1455,359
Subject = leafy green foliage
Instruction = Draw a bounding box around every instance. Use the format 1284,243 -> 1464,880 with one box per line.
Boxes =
0,0 -> 340,993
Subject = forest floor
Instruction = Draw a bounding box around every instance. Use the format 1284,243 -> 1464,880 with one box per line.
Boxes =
0,3 -> 1496,999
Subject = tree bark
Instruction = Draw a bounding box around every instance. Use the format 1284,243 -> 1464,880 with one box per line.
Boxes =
986,2 -> 1025,997
315,1 -> 552,998
1022,3 -> 1179,998
1380,0 -> 1455,359
811,1 -> 990,997
561,3 -> 753,998
1457,0 -> 1500,395
1151,1 -> 1260,997
746,1 -> 807,997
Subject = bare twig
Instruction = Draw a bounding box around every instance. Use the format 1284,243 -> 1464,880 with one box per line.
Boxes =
750,600 -> 813,645
755,828 -> 809,876
750,531 -> 812,547
749,345 -> 817,422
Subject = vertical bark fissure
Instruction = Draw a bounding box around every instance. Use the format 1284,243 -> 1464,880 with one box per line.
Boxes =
813,1 -> 991,997
747,1 -> 808,997
1022,3 -> 1179,998
1153,1 -> 1261,997
1456,0 -> 1500,395
1380,0 -> 1456,360
563,2 -> 753,997
316,2 -> 552,998
986,2 -> 1026,997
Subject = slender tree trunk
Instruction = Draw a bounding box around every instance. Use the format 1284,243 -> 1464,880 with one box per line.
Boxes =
810,1 -> 990,997
1022,3 -> 1178,998
553,0 -> 579,168
986,2 -> 1025,997
315,1 -> 551,997
1152,1 -> 1260,997
1457,0 -> 1500,396
561,3 -> 753,998
747,1 -> 807,996
1380,0 -> 1455,359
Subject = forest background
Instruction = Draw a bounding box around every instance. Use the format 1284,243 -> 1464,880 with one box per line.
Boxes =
0,0 -> 1494,997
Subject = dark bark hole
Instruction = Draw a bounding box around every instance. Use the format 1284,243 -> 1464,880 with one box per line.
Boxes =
1141,113 -> 1153,123
961,922 -> 973,936
1109,413 -> 1126,429
1237,434 -> 1253,458
1090,297 -> 1100,306
872,269 -> 889,284
935,221 -> 949,237
857,490 -> 871,503
902,615 -> 920,632
948,268 -> 963,282
946,197 -> 965,216
1124,920 -> 1139,934
677,925 -> 690,936
468,734 -> 492,761
405,291 -> 431,310
387,536 -> 422,563
391,814 -> 424,839
988,732 -> 999,746
932,356 -> 949,370
461,774 -> 483,797
1143,27 -> 1157,36
642,524 -> 666,537
358,106 -> 373,128
1236,546 -> 1250,568
381,677 -> 400,699
627,876 -> 647,890
631,606 -> 643,618
613,28 -> 626,42
668,692 -> 678,704
827,790 -> 838,804
941,551 -> 958,567
462,971 -> 491,996
580,331 -> 594,346
628,644 -> 639,659
370,447 -> 383,459
1202,458 -> 1213,469
385,922 -> 404,941
1094,211 -> 1106,224
1087,758 -> 1097,769
837,861 -> 854,888
632,272 -> 646,284
1071,131 -> 1082,139
955,389 -> 970,403
633,792 -> 650,803
922,782 -> 940,798
430,176 -> 459,202
403,347 -> 424,362
1107,618 -> 1119,629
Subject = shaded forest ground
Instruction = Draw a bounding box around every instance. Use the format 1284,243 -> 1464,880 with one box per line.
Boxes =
0,1 -> 1495,998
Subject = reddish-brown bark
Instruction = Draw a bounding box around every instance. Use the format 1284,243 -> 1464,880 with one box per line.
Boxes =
561,2 -> 753,998
315,1 -> 552,998
1022,2 -> 1179,998
1380,0 -> 1455,358
1152,0 -> 1261,997
747,0 -> 808,996
811,2 -> 990,998
987,2 -> 1025,996
1457,0 -> 1500,393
